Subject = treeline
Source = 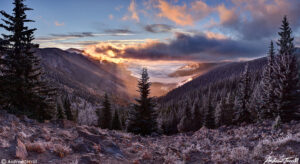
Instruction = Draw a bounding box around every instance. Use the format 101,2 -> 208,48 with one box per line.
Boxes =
158,16 -> 300,134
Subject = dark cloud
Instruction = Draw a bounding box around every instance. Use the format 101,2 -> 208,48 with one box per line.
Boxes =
222,0 -> 300,40
50,32 -> 95,38
144,24 -> 173,33
104,29 -> 135,34
120,33 -> 265,61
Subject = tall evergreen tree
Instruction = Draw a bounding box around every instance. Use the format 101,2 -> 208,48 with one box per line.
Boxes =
0,0 -> 55,121
234,64 -> 252,124
112,110 -> 122,130
259,41 -> 277,119
203,87 -> 215,129
273,16 -> 300,122
63,95 -> 73,121
126,68 -> 157,135
215,98 -> 225,127
192,102 -> 202,131
99,93 -> 112,129
177,101 -> 193,132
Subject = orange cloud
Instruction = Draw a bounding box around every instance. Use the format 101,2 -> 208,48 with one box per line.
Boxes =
54,21 -> 64,26
122,0 -> 139,22
217,4 -> 238,25
156,0 -> 194,26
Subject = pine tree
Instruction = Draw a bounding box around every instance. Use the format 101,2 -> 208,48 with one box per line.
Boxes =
126,68 -> 157,135
203,87 -> 215,129
56,102 -> 65,120
259,41 -> 277,119
215,98 -> 225,127
192,102 -> 202,131
273,16 -> 300,122
177,101 -> 193,132
234,63 -> 252,124
63,95 -> 73,121
112,110 -> 122,130
0,0 -> 55,121
99,93 -> 112,129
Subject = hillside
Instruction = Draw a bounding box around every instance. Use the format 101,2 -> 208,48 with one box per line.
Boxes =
161,49 -> 300,103
0,110 -> 299,163
37,48 -> 136,105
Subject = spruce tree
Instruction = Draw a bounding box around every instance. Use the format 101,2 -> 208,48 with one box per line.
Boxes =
177,101 -> 193,132
215,98 -> 225,127
259,41 -> 277,119
234,63 -> 252,124
99,93 -> 112,129
56,102 -> 65,120
112,110 -> 122,130
203,87 -> 215,129
0,0 -> 55,121
192,102 -> 202,131
273,16 -> 300,122
63,95 -> 73,121
126,68 -> 157,135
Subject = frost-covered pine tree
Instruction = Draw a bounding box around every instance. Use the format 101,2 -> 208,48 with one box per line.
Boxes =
177,101 -> 193,132
234,63 -> 252,124
192,101 -> 202,131
273,16 -> 300,122
203,87 -> 215,129
259,41 -> 277,119
215,98 -> 225,127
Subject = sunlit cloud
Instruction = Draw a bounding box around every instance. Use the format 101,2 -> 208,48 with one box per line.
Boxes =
83,32 -> 264,64
109,14 -> 114,20
155,0 -> 194,26
122,0 -> 139,22
54,21 -> 65,26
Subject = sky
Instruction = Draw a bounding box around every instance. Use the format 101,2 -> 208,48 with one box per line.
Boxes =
1,0 -> 300,83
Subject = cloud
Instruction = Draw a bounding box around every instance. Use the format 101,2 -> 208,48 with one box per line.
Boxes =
220,0 -> 300,40
104,29 -> 135,35
144,24 -> 173,33
122,0 -> 139,22
149,0 -> 214,26
85,33 -> 265,62
109,14 -> 114,20
155,0 -> 194,26
54,21 -> 65,26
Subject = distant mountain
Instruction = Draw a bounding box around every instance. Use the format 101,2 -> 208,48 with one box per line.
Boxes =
66,48 -> 84,54
168,62 -> 224,78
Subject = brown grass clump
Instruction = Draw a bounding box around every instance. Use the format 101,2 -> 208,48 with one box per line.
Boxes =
25,142 -> 46,153
53,144 -> 72,158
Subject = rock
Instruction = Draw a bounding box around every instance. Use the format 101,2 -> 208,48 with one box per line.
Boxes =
77,128 -> 104,144
57,120 -> 76,129
71,142 -> 94,153
15,138 -> 28,159
101,141 -> 124,159
79,154 -> 99,164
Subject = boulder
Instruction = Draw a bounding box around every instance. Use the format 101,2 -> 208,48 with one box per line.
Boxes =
79,154 -> 99,164
77,128 -> 104,144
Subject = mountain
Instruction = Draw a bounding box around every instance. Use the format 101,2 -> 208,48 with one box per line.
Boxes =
37,48 -> 136,105
161,50 -> 300,103
168,62 -> 223,78
37,48 -> 176,105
